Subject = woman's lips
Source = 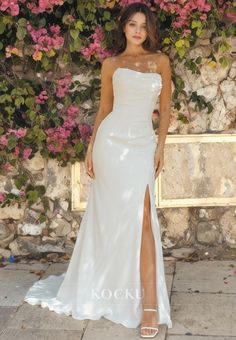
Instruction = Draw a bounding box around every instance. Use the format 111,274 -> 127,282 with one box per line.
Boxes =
133,36 -> 141,39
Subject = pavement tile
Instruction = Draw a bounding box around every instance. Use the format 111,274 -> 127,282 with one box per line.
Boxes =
83,317 -> 166,340
173,260 -> 236,293
5,303 -> 87,331
1,259 -> 236,340
0,329 -> 83,340
166,274 -> 173,298
41,262 -> 69,278
2,263 -> 49,271
0,307 -> 18,332
169,292 -> 236,336
167,336 -> 234,340
0,270 -> 40,307
164,260 -> 176,275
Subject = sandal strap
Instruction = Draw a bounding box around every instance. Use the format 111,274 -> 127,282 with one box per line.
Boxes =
141,326 -> 159,330
143,308 -> 157,312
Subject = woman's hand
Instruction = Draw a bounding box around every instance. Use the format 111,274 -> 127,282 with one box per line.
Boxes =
85,144 -> 95,179
154,148 -> 164,179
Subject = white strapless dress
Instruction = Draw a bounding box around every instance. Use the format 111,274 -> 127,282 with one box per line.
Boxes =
24,67 -> 172,329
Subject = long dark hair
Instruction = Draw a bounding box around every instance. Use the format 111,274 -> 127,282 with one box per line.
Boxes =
112,3 -> 159,56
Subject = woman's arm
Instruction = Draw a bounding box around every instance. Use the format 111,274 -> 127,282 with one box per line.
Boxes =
156,53 -> 172,153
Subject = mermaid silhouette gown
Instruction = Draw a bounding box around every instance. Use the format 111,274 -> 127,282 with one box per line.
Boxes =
24,67 -> 172,329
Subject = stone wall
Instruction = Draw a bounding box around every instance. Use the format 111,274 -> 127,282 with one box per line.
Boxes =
0,151 -> 236,260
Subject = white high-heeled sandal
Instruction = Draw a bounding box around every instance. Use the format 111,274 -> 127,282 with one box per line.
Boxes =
140,308 -> 159,338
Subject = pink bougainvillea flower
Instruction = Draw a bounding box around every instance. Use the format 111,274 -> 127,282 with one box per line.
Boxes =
3,162 -> 13,171
7,128 -> 27,138
19,190 -> 26,197
66,105 -> 80,118
35,90 -> 49,104
119,0 -> 150,6
0,192 -> 5,204
49,24 -> 61,35
14,128 -> 27,138
0,0 -> 19,16
14,146 -> 20,156
26,0 -> 64,14
154,0 -> 212,29
226,11 -> 236,23
23,147 -> 32,160
56,73 -> 72,98
78,123 -> 92,142
80,26 -> 113,63
27,23 -> 64,60
33,50 -> 43,61
0,135 -> 8,146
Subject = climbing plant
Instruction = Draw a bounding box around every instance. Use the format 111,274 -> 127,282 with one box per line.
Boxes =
0,0 -> 235,206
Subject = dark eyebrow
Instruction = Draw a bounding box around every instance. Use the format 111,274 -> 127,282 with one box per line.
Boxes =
128,19 -> 146,24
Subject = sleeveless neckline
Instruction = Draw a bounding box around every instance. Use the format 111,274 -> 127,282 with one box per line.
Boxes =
112,67 -> 162,81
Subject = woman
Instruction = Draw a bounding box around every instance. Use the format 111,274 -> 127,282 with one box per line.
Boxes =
24,3 -> 172,339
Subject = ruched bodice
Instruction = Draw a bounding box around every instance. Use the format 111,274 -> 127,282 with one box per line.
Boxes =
96,68 -> 163,145
112,67 -> 162,114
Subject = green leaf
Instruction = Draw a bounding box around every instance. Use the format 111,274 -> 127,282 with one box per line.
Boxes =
73,38 -> 81,51
105,21 -> 115,31
0,22 -> 6,34
35,185 -> 46,197
3,16 -> 13,27
175,39 -> 184,48
103,11 -> 111,20
75,20 -> 84,31
38,17 -> 46,27
18,18 -> 27,26
0,94 -> 12,103
196,28 -> 202,37
191,20 -> 202,29
14,174 -> 28,189
26,191 -> 39,205
28,110 -> 36,120
219,56 -> 229,68
25,184 -> 34,193
77,4 -> 85,19
15,97 -> 25,107
207,102 -> 213,114
5,106 -> 15,115
177,47 -> 185,58
7,136 -> 17,150
25,97 -> 35,109
39,213 -> 46,223
17,26 -> 27,40
163,37 -> 170,44
70,29 -> 79,40
184,39 -> 190,47
195,56 -> 202,64
41,56 -> 50,70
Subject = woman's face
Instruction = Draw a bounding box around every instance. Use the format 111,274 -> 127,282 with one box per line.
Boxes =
123,12 -> 148,46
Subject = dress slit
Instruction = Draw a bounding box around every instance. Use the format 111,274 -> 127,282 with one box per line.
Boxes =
137,151 -> 158,316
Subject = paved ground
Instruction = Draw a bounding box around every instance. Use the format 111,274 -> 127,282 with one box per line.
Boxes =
0,257 -> 236,340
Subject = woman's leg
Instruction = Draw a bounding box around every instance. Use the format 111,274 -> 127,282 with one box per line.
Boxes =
140,184 -> 159,336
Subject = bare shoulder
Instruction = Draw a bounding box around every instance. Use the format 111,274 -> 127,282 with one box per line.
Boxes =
155,52 -> 171,69
101,56 -> 118,72
101,56 -> 120,78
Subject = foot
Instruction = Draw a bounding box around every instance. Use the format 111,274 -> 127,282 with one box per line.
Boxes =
140,308 -> 159,338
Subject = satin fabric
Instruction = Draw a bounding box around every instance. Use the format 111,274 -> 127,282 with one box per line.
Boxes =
24,67 -> 172,329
